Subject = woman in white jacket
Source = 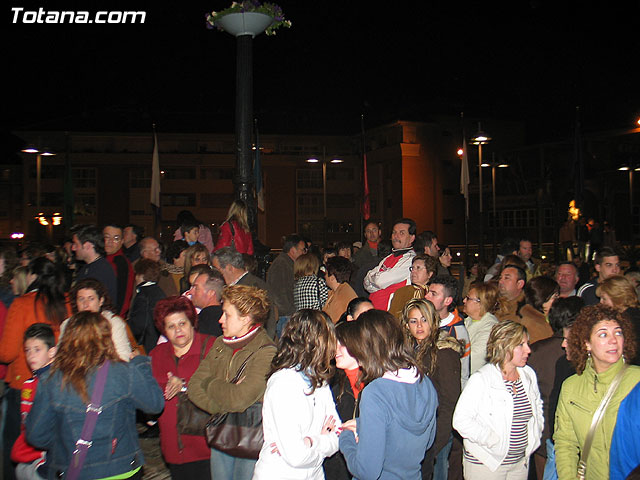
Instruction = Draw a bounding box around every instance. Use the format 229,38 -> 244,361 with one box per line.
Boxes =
453,320 -> 543,480
253,310 -> 340,479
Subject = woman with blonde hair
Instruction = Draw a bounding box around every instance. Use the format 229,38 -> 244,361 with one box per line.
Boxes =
180,243 -> 211,293
10,266 -> 29,297
26,311 -> 164,479
214,199 -> 254,255
463,282 -> 500,373
453,320 -> 543,479
253,310 -> 340,478
597,275 -> 640,364
293,252 -> 329,311
401,298 -> 463,479
188,285 -> 276,479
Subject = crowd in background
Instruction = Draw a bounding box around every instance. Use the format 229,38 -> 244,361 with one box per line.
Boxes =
0,205 -> 639,480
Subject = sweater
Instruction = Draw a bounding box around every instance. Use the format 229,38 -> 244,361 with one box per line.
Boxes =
364,249 -> 415,310
0,292 -> 71,389
150,333 -> 215,464
253,368 -> 340,479
464,311 -> 499,375
339,368 -> 438,480
323,282 -> 358,324
453,363 -> 543,472
554,357 -> 640,480
188,328 -> 276,415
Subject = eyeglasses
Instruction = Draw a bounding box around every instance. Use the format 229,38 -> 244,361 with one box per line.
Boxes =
409,265 -> 427,272
464,295 -> 481,303
103,235 -> 122,243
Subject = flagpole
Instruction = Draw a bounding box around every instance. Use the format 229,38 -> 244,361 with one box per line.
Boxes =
460,112 -> 470,268
150,123 -> 161,239
360,114 -> 370,245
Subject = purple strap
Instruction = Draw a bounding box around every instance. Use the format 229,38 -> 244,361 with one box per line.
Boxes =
66,361 -> 110,480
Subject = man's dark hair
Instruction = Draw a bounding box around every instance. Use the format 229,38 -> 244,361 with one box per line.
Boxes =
125,224 -> 144,241
595,247 -> 618,265
502,264 -> 527,284
133,258 -> 162,283
393,218 -> 417,236
548,296 -> 585,333
499,237 -> 519,256
429,274 -> 459,312
71,224 -> 105,256
166,240 -> 189,262
213,247 -> 245,270
282,234 -> 304,254
414,230 -> 437,254
180,219 -> 200,237
336,242 -> 352,254
326,256 -> 354,284
364,220 -> 380,231
103,223 -> 123,231
556,261 -> 578,274
24,322 -> 55,350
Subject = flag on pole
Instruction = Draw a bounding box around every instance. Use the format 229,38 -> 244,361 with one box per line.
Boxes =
150,129 -> 161,227
360,115 -> 370,220
254,120 -> 265,212
460,115 -> 470,219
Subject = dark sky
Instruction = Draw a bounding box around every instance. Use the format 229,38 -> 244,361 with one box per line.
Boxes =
6,0 -> 640,141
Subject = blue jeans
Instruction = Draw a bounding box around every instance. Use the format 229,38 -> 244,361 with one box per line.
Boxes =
543,439 -> 558,480
210,448 -> 256,480
434,435 -> 453,480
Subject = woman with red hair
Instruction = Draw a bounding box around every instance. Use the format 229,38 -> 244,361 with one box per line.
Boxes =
150,296 -> 216,479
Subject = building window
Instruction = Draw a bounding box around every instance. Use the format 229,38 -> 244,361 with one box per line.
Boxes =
163,168 -> 196,180
28,192 -> 63,207
75,194 -> 96,216
200,193 -> 235,208
326,168 -> 354,181
130,168 -> 151,188
201,168 -> 234,180
28,165 -> 63,179
73,168 -> 96,188
161,193 -> 196,207
327,194 -> 355,209
297,169 -> 322,189
297,194 -> 323,216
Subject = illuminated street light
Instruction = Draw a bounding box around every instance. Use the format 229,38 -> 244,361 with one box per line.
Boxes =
482,155 -> 509,257
470,123 -> 491,260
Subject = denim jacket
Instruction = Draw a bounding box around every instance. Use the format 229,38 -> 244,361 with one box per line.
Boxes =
26,355 -> 164,479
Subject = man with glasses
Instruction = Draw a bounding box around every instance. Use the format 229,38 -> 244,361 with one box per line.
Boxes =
138,236 -> 178,297
388,254 -> 438,319
103,224 -> 135,316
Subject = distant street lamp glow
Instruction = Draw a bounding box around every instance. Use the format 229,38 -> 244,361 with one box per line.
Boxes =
306,157 -> 319,163
457,148 -> 464,157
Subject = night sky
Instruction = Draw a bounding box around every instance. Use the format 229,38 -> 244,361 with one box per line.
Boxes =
6,0 -> 639,142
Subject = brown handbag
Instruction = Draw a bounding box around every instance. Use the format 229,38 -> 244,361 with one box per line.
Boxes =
205,346 -> 270,459
175,337 -> 214,447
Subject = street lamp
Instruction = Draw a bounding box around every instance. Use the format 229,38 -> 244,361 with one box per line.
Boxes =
618,163 -> 639,218
306,149 -> 343,245
470,123 -> 491,260
482,155 -> 509,257
21,146 -> 56,216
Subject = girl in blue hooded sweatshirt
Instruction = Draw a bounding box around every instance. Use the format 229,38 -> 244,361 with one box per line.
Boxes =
338,309 -> 438,480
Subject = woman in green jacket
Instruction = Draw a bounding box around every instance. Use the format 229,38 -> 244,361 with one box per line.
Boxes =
554,304 -> 640,480
188,285 -> 276,480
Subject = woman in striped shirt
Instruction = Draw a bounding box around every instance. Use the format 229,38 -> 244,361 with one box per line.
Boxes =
453,321 -> 543,479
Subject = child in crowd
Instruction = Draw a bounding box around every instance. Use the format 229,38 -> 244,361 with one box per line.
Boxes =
11,323 -> 56,480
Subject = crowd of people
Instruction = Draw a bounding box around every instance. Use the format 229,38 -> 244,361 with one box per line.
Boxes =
0,207 -> 639,480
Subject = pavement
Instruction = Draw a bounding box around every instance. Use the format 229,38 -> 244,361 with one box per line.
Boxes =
137,425 -> 171,480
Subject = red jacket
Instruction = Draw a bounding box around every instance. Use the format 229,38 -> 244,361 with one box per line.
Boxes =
11,365 -> 49,463
150,333 -> 216,464
214,221 -> 254,255
106,250 -> 135,318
